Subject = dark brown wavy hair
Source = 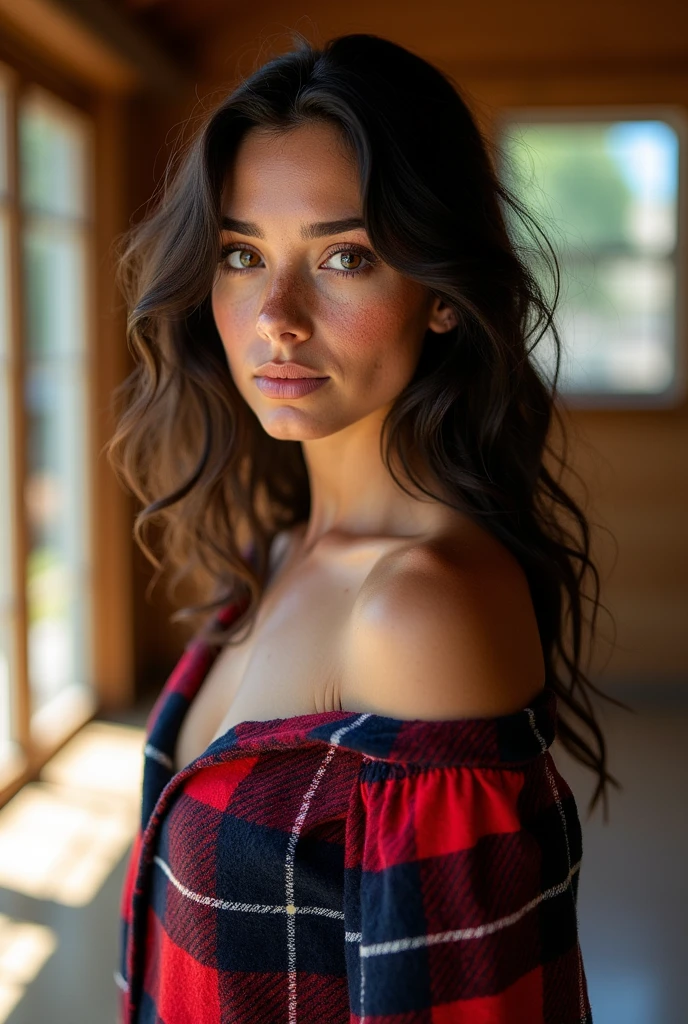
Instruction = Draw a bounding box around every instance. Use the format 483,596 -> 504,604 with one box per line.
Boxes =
107,31 -> 630,820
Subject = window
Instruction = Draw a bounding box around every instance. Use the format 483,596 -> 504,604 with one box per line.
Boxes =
20,88 -> 94,724
0,63 -> 97,798
0,72 -> 14,772
495,109 -> 685,406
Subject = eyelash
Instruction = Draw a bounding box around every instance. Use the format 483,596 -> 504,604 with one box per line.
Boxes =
218,242 -> 379,279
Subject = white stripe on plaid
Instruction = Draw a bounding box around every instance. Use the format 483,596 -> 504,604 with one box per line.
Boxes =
144,743 -> 174,771
153,855 -> 345,919
359,857 -> 582,957
283,716 -> 371,1024
113,969 -> 129,992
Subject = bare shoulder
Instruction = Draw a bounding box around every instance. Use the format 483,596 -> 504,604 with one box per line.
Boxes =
341,526 -> 546,721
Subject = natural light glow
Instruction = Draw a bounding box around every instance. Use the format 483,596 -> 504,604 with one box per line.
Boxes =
0,721 -> 144,906
39,720 -> 145,797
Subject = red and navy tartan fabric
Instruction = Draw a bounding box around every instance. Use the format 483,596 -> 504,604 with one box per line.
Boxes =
117,597 -> 593,1023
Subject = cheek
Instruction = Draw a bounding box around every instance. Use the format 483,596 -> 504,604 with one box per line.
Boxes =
211,285 -> 248,355
331,288 -> 426,386
211,287 -> 264,388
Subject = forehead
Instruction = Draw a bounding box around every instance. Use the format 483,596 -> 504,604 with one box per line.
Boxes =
223,121 -> 361,218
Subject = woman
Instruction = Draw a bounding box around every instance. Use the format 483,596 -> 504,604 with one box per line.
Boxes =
109,32 -> 623,1023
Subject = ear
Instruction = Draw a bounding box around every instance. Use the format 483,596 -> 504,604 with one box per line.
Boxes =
427,295 -> 458,334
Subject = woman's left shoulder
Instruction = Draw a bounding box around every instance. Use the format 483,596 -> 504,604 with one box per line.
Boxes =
342,527 -> 546,721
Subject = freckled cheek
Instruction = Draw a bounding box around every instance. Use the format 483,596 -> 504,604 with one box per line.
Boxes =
332,298 -> 422,390
210,286 -> 255,364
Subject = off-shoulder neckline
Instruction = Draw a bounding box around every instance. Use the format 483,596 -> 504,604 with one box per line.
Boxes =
158,693 -> 558,777
154,595 -> 557,771
202,687 -> 550,736
163,679 -> 556,771
207,590 -> 547,730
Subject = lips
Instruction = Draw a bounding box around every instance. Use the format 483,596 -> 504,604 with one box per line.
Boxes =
255,363 -> 325,379
255,376 -> 329,399
262,372 -> 324,379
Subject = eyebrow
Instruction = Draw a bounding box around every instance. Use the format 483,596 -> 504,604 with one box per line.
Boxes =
220,216 -> 366,240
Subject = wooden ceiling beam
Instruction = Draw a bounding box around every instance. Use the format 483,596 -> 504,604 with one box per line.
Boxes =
0,0 -> 188,95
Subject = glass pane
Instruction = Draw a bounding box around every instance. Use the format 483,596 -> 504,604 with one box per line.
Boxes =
0,213 -> 14,760
499,119 -> 680,396
19,88 -> 89,219
19,94 -> 93,720
0,73 -> 8,198
23,219 -> 86,357
24,358 -> 91,712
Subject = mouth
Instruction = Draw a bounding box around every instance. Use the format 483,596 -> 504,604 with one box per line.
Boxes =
260,374 -> 329,380
254,375 -> 330,399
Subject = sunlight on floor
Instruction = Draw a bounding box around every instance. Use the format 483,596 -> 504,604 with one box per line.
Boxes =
0,722 -> 145,906
0,913 -> 57,1023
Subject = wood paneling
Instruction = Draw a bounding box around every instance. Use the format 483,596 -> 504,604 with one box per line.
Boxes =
199,0 -> 688,79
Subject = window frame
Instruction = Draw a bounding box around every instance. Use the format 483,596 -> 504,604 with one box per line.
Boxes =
0,51 -> 134,809
492,103 -> 688,411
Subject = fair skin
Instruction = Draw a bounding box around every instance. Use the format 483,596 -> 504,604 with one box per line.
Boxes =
209,120 -> 545,722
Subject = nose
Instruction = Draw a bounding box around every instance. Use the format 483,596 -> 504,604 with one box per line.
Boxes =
255,275 -> 312,344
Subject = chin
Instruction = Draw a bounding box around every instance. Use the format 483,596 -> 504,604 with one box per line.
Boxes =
258,411 -> 348,442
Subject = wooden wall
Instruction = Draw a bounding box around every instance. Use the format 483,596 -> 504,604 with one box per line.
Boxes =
128,0 -> 688,697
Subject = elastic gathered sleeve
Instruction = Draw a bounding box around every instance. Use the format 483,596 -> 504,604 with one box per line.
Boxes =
342,755 -> 593,1023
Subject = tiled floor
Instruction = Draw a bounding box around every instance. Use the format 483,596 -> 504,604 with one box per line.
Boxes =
2,686 -> 686,1024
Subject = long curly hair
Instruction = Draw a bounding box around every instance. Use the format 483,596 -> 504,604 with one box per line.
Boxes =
107,31 -> 629,820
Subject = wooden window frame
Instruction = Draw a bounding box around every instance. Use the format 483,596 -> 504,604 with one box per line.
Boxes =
0,44 -> 134,809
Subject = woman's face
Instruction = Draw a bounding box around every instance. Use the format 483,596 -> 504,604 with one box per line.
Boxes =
211,120 -> 452,441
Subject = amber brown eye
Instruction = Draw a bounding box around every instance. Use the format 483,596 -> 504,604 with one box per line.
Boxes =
238,250 -> 259,268
222,247 -> 261,270
339,252 -> 362,270
321,246 -> 377,278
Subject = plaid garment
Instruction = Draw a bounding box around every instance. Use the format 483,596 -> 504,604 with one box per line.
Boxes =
117,597 -> 593,1023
